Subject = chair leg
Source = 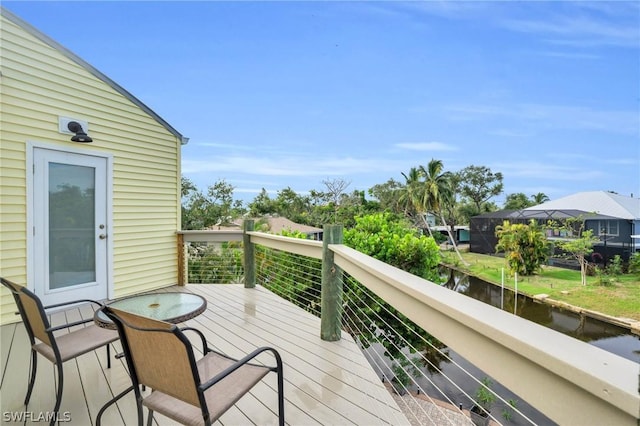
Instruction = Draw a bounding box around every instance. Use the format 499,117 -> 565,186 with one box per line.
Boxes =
136,396 -> 144,426
146,409 -> 154,426
107,344 -> 111,369
96,385 -> 135,426
50,361 -> 64,426
24,349 -> 38,406
277,368 -> 285,426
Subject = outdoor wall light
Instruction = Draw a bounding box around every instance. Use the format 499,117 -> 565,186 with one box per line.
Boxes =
67,121 -> 93,143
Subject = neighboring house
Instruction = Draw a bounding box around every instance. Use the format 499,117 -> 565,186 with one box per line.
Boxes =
431,225 -> 470,244
470,191 -> 640,262
0,8 -> 187,324
213,217 -> 324,240
260,217 -> 324,240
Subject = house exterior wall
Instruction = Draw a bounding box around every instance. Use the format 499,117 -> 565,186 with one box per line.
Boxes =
0,13 -> 182,324
585,219 -> 636,261
469,216 -> 504,254
585,219 -> 633,244
471,215 -> 635,265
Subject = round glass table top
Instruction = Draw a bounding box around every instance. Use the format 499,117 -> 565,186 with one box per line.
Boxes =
95,292 -> 206,329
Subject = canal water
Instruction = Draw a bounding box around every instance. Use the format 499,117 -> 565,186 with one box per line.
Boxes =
439,267 -> 640,364
363,268 -> 639,426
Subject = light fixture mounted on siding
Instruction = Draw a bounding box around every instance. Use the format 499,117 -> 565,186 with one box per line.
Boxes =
67,121 -> 93,143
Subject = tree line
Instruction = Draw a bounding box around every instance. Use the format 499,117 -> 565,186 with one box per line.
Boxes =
182,158 -> 548,231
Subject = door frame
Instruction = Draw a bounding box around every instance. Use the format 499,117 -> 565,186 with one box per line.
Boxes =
26,141 -> 114,301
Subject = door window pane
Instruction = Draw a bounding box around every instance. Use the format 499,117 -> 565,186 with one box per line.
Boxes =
49,163 -> 96,289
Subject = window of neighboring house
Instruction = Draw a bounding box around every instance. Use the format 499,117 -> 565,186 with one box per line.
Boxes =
598,220 -> 619,236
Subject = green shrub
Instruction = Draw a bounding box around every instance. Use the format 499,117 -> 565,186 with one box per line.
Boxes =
188,242 -> 243,283
605,255 -> 623,277
344,212 -> 441,282
495,220 -> 550,276
628,252 -> 640,274
474,377 -> 496,412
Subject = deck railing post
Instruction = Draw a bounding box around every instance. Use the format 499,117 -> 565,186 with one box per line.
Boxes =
177,232 -> 185,286
321,224 -> 343,341
243,220 -> 256,288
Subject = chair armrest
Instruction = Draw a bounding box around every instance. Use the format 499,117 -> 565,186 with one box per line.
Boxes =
180,327 -> 210,353
44,299 -> 106,331
47,318 -> 95,332
44,299 -> 105,310
199,346 -> 282,392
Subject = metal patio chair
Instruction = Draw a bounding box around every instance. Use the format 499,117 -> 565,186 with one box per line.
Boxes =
0,277 -> 118,426
98,306 -> 285,426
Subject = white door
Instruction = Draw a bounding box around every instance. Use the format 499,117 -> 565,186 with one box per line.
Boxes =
32,147 -> 110,305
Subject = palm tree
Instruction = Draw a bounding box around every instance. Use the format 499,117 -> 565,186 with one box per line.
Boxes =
418,159 -> 466,265
399,167 -> 433,237
531,192 -> 550,205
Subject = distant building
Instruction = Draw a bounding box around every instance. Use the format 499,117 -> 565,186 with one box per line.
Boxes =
212,217 -> 323,240
431,225 -> 470,244
258,217 -> 324,240
470,191 -> 640,263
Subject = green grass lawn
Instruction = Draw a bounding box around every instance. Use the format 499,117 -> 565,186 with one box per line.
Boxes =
441,251 -> 640,321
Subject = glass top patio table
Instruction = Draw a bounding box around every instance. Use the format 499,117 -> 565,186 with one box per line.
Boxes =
94,292 -> 207,329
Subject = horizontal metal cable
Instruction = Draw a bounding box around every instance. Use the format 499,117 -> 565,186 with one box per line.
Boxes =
186,241 -> 536,425
341,277 -> 470,425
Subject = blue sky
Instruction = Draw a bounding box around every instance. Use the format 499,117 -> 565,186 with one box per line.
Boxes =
6,1 -> 640,205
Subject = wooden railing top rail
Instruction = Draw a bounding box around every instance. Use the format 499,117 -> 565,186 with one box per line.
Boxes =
329,243 -> 640,426
178,229 -> 243,242
246,231 -> 323,259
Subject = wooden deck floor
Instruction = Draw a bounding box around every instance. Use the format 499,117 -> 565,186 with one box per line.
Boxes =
0,284 -> 408,425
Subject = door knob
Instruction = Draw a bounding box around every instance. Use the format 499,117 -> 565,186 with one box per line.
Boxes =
99,234 -> 107,240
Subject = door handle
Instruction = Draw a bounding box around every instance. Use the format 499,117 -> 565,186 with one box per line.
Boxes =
99,234 -> 107,240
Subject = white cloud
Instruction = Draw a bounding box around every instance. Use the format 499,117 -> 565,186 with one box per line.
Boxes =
404,1 -> 639,49
605,158 -> 640,166
500,13 -> 639,48
488,129 -> 532,138
394,142 -> 458,151
195,142 -> 253,150
536,51 -> 600,60
401,1 -> 494,21
182,154 -> 408,177
445,103 -> 638,135
495,161 -> 606,182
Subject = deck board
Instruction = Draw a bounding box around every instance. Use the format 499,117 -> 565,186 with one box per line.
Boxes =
0,284 -> 407,425
188,285 -> 403,424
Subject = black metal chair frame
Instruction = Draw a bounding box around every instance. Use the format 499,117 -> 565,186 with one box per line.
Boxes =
1,277 -> 116,426
97,306 -> 285,426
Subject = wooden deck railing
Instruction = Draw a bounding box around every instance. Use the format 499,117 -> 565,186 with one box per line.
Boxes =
177,224 -> 640,426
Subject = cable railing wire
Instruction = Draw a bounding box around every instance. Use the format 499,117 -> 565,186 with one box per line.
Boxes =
344,275 -> 476,404
345,272 -> 540,425
344,273 -> 538,425
252,244 -> 472,424
340,294 -> 461,425
341,304 -> 433,424
256,246 -> 322,317
185,239 -> 539,425
186,241 -> 244,284
341,276 -> 472,425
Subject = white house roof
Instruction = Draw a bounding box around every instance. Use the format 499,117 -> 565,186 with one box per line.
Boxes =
524,191 -> 640,220
1,7 -> 187,144
214,217 -> 323,235
260,217 -> 323,235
